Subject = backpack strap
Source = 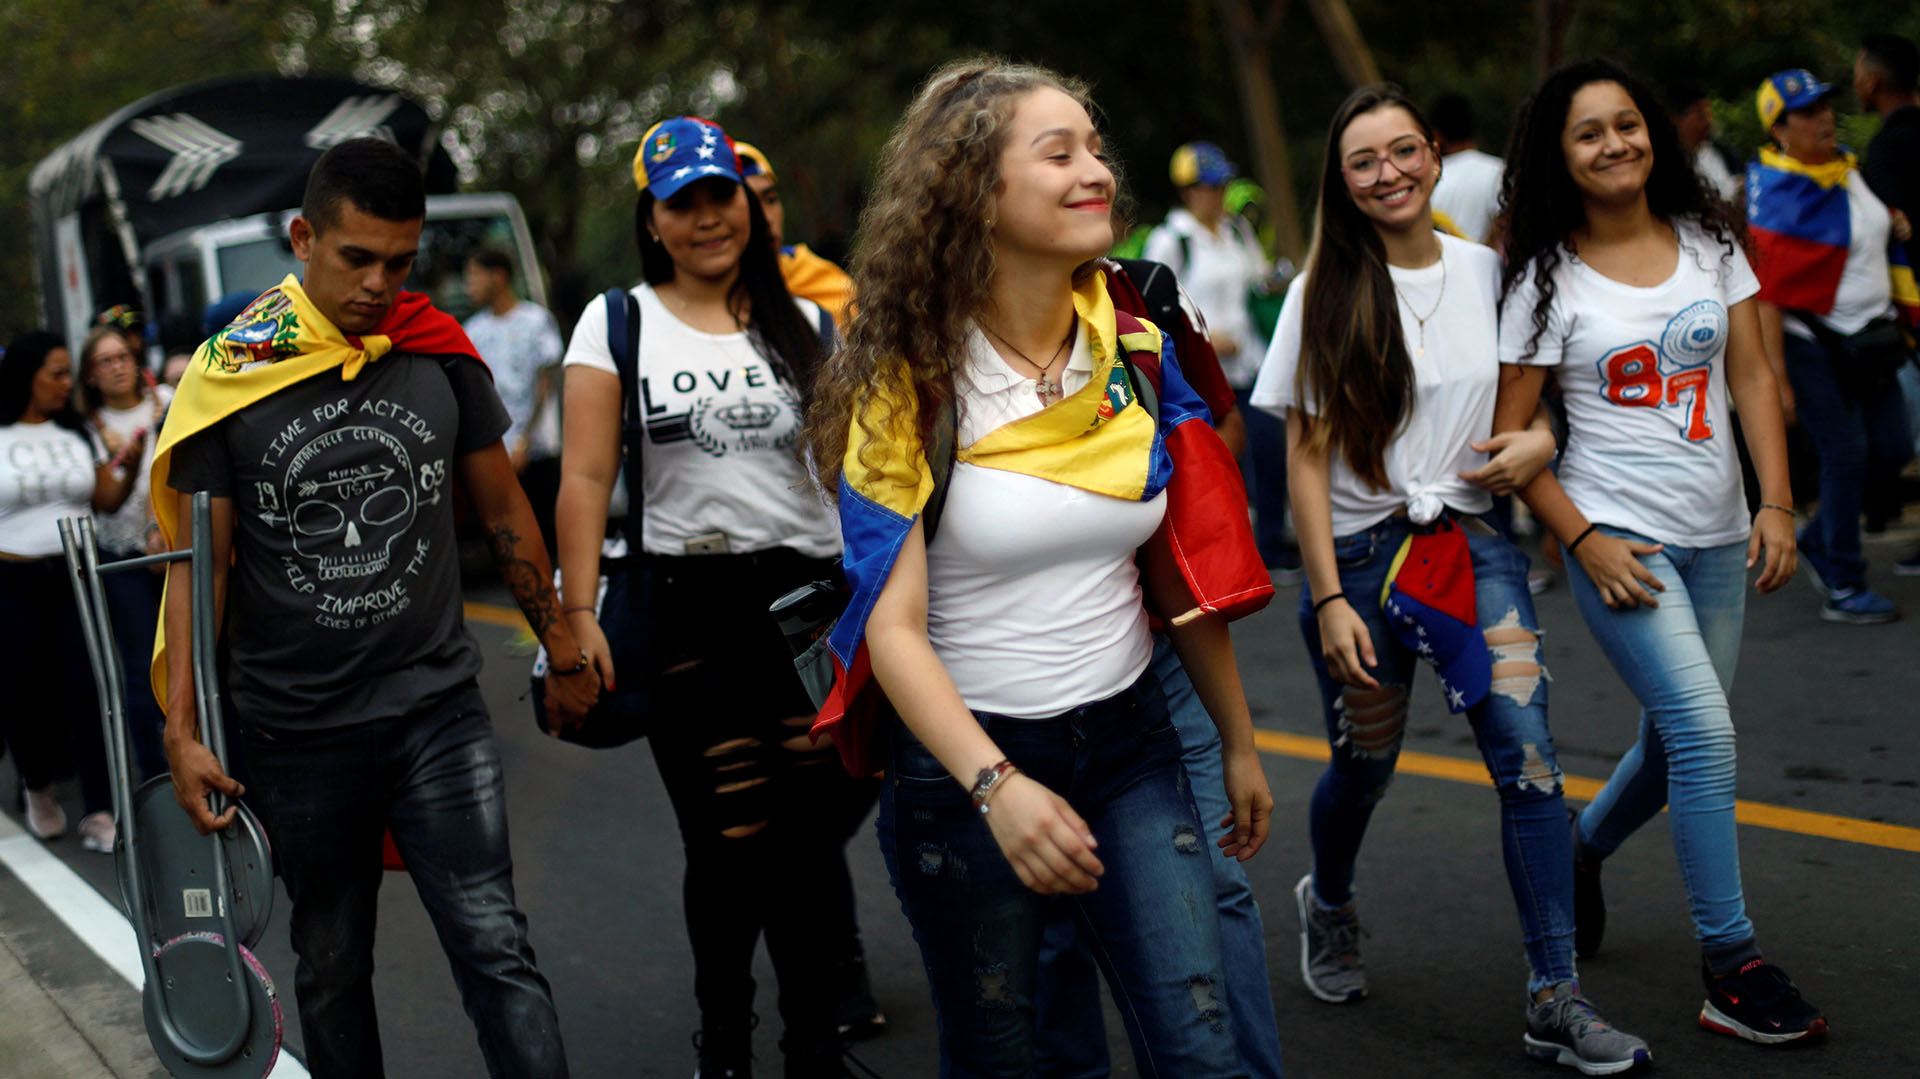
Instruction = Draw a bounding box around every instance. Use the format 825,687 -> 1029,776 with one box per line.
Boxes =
604,286 -> 645,543
922,397 -> 957,545
1111,309 -> 1163,423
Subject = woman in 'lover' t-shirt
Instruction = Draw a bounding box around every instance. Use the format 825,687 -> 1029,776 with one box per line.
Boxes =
1493,58 -> 1825,1046
553,116 -> 863,1078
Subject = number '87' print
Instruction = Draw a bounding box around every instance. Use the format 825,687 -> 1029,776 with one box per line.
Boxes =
1596,342 -> 1714,441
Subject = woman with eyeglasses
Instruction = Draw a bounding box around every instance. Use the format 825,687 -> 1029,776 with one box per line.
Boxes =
75,326 -> 175,799
1251,84 -> 1650,1073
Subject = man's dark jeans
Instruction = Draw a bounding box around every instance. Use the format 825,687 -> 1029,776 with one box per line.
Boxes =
241,682 -> 566,1078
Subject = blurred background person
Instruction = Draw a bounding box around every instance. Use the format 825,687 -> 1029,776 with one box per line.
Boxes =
1665,81 -> 1744,206
1749,67 -> 1913,623
0,330 -> 137,849
1146,141 -> 1300,580
464,247 -> 565,554
1429,93 -> 1505,244
1855,32 -> 1920,574
73,325 -> 172,792
735,141 -> 855,329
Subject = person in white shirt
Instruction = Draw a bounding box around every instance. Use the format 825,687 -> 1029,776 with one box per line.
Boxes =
803,60 -> 1271,1076
74,325 -> 175,830
554,115 -> 860,1079
1494,58 -> 1824,1047
1144,141 -> 1300,576
0,331 -> 136,847
1254,83 -> 1649,1075
1429,94 -> 1507,244
1665,82 -> 1744,206
463,248 -> 564,548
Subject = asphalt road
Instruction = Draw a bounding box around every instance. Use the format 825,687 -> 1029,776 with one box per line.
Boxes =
4,525 -> 1917,1078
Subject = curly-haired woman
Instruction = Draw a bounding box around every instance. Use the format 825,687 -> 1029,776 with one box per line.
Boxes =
554,116 -> 863,1078
803,59 -> 1273,1076
1492,58 -> 1826,1045
1253,84 -> 1648,1074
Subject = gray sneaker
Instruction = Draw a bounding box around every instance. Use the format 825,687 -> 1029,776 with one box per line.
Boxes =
1524,983 -> 1651,1075
1294,873 -> 1367,1003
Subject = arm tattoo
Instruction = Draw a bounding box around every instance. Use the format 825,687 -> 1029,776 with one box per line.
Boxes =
485,522 -> 559,639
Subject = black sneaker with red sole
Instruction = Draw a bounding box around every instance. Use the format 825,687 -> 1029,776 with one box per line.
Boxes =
1699,959 -> 1827,1044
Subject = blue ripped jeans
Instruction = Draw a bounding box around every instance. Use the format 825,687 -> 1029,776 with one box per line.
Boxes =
1300,517 -> 1576,993
1563,529 -> 1757,956
877,671 -> 1246,1079
1034,639 -> 1284,1078
240,682 -> 566,1079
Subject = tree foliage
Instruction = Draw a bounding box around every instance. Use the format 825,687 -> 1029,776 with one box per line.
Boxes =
5,0 -> 1918,336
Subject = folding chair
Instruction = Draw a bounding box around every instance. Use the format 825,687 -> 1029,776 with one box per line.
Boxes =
61,492 -> 282,1077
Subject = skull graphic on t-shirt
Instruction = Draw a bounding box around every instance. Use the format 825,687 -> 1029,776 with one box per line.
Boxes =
285,425 -> 416,581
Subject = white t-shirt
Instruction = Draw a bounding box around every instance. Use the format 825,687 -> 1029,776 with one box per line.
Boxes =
0,420 -> 104,558
91,384 -> 171,554
926,325 -> 1165,718
1433,148 -> 1505,243
562,285 -> 839,559
1500,220 -> 1760,547
465,301 -> 564,457
1692,144 -> 1743,205
1251,233 -> 1500,535
1781,173 -> 1896,340
1144,208 -> 1269,386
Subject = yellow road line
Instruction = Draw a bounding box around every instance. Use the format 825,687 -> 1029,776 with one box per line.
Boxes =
1250,729 -> 1920,855
461,602 -> 1919,855
464,601 -> 528,629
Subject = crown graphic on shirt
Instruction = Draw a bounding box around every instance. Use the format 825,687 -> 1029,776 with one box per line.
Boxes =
714,398 -> 778,430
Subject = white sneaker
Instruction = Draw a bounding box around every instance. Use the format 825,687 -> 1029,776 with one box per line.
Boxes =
25,787 -> 67,839
78,811 -> 116,853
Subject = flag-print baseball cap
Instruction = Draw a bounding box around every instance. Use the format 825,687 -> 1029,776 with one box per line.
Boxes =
1169,141 -> 1237,188
1756,69 -> 1833,129
632,116 -> 744,198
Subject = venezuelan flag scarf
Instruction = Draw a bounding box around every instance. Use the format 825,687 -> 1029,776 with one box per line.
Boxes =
1747,148 -> 1919,329
147,275 -> 481,701
811,272 -> 1269,773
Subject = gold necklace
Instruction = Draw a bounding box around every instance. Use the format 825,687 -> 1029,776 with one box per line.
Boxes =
1395,246 -> 1446,357
982,323 -> 1074,405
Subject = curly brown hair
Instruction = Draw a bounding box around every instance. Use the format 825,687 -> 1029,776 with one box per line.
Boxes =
802,57 -> 1121,499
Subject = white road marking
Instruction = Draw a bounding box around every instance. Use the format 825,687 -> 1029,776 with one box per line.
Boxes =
0,812 -> 310,1077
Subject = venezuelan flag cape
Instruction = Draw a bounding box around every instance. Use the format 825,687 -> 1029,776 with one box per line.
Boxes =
811,273 -> 1271,774
1747,148 -> 1919,330
780,244 -> 854,328
147,275 -> 482,703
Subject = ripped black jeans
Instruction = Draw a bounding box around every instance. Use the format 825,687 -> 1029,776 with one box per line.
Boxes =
240,682 -> 565,1078
644,549 -> 868,1052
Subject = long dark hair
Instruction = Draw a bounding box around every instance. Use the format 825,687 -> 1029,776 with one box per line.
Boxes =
1497,58 -> 1750,361
633,180 -> 823,399
1296,84 -> 1432,491
0,331 -> 88,440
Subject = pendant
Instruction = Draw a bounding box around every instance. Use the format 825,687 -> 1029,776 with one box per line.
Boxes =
1037,376 -> 1062,405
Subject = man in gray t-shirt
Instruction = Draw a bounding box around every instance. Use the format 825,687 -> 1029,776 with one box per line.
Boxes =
159,138 -> 594,1079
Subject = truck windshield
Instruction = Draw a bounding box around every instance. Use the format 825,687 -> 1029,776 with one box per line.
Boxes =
215,213 -> 526,322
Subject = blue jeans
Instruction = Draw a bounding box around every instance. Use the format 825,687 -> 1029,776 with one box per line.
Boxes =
1238,388 -> 1299,570
241,683 -> 566,1078
1562,529 -> 1757,954
1783,332 -> 1914,591
1299,517 -> 1576,992
877,672 -> 1245,1079
1034,639 -> 1284,1078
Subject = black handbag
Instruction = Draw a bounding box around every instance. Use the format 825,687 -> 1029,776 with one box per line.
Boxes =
1794,311 -> 1913,394
530,287 -> 655,747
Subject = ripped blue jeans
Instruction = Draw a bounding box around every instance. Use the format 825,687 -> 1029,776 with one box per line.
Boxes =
1299,516 -> 1577,993
877,670 -> 1245,1078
